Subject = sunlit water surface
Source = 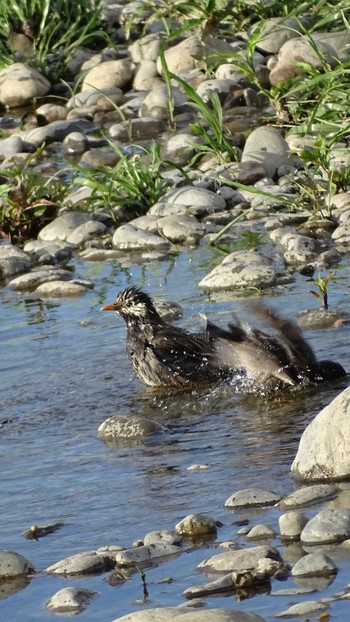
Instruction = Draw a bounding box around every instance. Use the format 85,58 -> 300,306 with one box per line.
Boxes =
1,249 -> 350,621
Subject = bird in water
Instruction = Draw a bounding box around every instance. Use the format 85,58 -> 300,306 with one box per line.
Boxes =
101,286 -> 346,390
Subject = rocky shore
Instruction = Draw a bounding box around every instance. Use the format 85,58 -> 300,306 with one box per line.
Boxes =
1,1 -> 350,620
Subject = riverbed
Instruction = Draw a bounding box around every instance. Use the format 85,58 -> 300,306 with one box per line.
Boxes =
1,248 -> 350,620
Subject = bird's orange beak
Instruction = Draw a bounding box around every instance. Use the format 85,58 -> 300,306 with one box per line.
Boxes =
100,302 -> 116,311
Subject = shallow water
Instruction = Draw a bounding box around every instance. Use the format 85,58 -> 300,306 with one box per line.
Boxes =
1,248 -> 350,621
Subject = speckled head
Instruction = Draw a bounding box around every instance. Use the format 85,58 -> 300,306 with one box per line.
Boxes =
100,286 -> 158,320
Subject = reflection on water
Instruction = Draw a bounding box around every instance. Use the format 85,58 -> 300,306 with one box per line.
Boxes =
1,249 -> 350,620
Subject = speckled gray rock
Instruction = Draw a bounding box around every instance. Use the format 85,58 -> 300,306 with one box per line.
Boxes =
23,240 -> 73,265
225,487 -> 282,509
144,530 -> 182,546
278,484 -> 338,509
115,543 -> 181,566
156,186 -> 226,214
140,83 -> 188,119
66,220 -> 107,245
199,250 -> 291,292
245,524 -> 275,540
300,509 -> 350,545
253,17 -> 306,54
46,551 -> 112,575
157,35 -> 205,74
109,117 -> 166,141
291,552 -> 337,577
23,119 -> 94,148
68,86 -> 124,109
8,268 -> 73,291
46,587 -> 97,613
276,600 -> 329,617
162,133 -> 197,166
112,607 -> 266,622
39,211 -> 90,242
278,511 -> 308,540
98,415 -> 167,441
0,63 -> 50,108
198,544 -> 282,573
81,59 -> 135,91
157,214 -> 206,244
292,387 -> 350,481
184,567 -> 271,599
175,514 -> 217,537
270,229 -> 320,264
0,550 -> 35,578
0,135 -> 24,158
112,224 -> 171,251
0,244 -> 33,280
36,280 -> 93,297
241,127 -> 293,177
270,37 -> 337,86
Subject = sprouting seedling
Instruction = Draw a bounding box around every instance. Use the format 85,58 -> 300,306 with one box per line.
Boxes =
308,272 -> 335,310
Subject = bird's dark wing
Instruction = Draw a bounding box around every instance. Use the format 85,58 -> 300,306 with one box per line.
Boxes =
147,324 -> 222,382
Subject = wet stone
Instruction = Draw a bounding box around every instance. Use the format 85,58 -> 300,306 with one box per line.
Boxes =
46,550 -> 113,575
225,487 -> 282,509
143,530 -> 183,546
245,524 -> 276,540
278,511 -> 308,540
0,550 -> 35,578
98,415 -> 167,441
0,244 -> 33,280
115,543 -> 182,566
291,552 -> 337,577
276,600 -> 329,618
112,607 -> 266,622
36,280 -> 93,297
23,240 -> 73,265
112,224 -> 171,251
292,387 -> 350,481
46,587 -> 97,614
198,544 -> 282,573
8,268 -> 73,291
300,509 -> 350,545
175,514 -> 218,537
39,211 -> 90,242
278,484 -> 339,510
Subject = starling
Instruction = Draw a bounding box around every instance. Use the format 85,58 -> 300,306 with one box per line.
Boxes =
101,287 -> 346,390
101,286 -> 226,388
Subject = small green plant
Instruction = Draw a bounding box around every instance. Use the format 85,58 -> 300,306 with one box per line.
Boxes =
73,142 -> 174,221
0,0 -> 110,77
171,74 -> 238,165
308,271 -> 335,310
0,146 -> 68,244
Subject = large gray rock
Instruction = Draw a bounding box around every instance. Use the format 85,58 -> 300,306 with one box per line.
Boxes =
198,250 -> 291,292
0,63 -> 50,108
270,37 -> 337,86
0,244 -> 32,280
98,415 -> 167,441
23,119 -> 94,148
291,552 -> 337,577
241,127 -> 293,177
225,487 -> 282,509
8,267 -> 73,291
112,607 -> 266,622
300,509 -> 350,545
291,387 -> 350,481
46,550 -> 112,575
38,212 -> 90,242
278,484 -> 338,509
46,587 -> 97,613
198,544 -> 282,573
81,59 -> 134,91
0,550 -> 35,578
112,224 -> 171,251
